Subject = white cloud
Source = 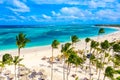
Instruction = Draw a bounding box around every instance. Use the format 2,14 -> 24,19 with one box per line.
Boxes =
28,15 -> 45,22
50,6 -> 120,21
42,14 -> 51,19
4,0 -> 30,12
51,11 -> 61,16
60,7 -> 81,16
103,0 -> 115,2
88,1 -> 108,8
31,0 -> 119,8
19,16 -> 26,20
31,0 -> 80,5
96,9 -> 120,20
52,7 -> 93,20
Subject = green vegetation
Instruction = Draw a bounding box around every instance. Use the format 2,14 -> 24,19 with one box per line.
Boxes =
0,29 -> 120,80
51,40 -> 60,80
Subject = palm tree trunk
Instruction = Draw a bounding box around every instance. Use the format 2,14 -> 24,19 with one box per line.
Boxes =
68,64 -> 71,75
63,57 -> 65,80
96,51 -> 99,75
18,48 -> 20,57
98,68 -> 101,80
75,66 -> 78,73
66,63 -> 69,80
18,48 -> 20,80
103,75 -> 106,80
51,48 -> 53,80
89,60 -> 91,80
85,43 -> 87,55
15,65 -> 17,80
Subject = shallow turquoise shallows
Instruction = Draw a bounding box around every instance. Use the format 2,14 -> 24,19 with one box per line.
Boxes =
0,25 -> 118,50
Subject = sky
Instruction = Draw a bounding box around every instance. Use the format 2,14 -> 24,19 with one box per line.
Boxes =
0,0 -> 120,25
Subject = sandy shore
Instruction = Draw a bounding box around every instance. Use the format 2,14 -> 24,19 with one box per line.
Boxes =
0,28 -> 120,80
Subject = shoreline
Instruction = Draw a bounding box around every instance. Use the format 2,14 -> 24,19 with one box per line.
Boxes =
0,27 -> 120,52
0,26 -> 119,52
0,29 -> 120,55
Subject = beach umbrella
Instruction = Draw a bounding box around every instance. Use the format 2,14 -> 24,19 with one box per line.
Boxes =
4,70 -> 11,75
28,70 -> 37,79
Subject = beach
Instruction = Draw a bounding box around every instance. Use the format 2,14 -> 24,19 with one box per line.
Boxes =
0,27 -> 120,80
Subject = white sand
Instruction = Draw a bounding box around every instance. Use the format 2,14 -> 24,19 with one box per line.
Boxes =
0,29 -> 120,80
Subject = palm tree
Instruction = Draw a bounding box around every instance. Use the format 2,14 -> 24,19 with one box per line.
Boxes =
85,37 -> 91,54
90,40 -> 99,53
71,35 -> 79,47
16,33 -> 30,79
12,56 -> 23,80
113,43 -> 120,53
89,54 -> 96,80
103,66 -> 114,80
66,50 -> 83,80
61,43 -> 72,80
112,54 -> 120,68
97,28 -> 105,41
16,33 -> 30,57
2,53 -> 13,65
85,37 -> 91,49
74,55 -> 84,73
0,54 -> 13,75
51,40 -> 60,80
101,40 -> 110,51
65,50 -> 75,80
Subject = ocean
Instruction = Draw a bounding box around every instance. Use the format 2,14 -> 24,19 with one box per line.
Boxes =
0,25 -> 118,50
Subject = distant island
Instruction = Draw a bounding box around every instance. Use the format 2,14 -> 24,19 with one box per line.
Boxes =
95,24 -> 120,27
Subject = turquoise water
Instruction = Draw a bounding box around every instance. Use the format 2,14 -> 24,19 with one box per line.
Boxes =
0,25 -> 118,50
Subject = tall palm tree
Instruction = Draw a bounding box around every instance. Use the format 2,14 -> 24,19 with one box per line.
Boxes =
16,33 -> 30,57
51,40 -> 60,80
16,33 -> 30,79
90,40 -> 99,53
61,43 -> 72,80
66,50 -> 83,80
103,66 -> 114,80
13,56 -> 23,80
100,40 -> 110,62
97,28 -> 105,41
100,40 -> 110,66
85,37 -> 91,49
85,37 -> 91,54
65,50 -> 75,80
89,53 -> 96,80
71,35 -> 79,47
